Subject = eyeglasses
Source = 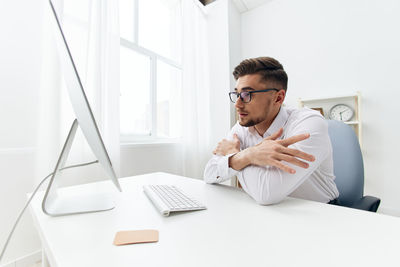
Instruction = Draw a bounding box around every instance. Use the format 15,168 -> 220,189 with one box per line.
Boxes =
229,88 -> 280,103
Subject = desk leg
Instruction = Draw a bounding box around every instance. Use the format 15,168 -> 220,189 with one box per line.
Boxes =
42,249 -> 50,267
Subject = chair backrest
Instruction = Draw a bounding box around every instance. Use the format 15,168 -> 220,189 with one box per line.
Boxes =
327,120 -> 364,206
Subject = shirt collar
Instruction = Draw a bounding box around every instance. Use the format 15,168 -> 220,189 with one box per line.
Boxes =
264,107 -> 289,138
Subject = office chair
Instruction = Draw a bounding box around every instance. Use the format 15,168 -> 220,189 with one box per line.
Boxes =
327,120 -> 380,212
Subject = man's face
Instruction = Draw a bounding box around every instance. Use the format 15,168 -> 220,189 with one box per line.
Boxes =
234,74 -> 283,128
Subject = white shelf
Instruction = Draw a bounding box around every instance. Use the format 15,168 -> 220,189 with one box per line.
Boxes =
299,93 -> 359,103
344,121 -> 359,125
298,91 -> 362,148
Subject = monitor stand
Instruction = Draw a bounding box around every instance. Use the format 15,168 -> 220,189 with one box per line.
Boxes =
42,119 -> 115,217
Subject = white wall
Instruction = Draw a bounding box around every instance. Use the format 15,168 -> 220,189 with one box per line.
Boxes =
240,0 -> 400,215
120,143 -> 184,178
0,0 -> 44,263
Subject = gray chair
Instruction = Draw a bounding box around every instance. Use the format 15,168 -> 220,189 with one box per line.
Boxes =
327,120 -> 380,212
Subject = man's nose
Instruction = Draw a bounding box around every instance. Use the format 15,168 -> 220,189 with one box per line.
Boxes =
235,97 -> 244,109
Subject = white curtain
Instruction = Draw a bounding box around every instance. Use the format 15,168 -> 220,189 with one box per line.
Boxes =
181,0 -> 212,179
36,0 -> 120,185
86,0 -> 121,178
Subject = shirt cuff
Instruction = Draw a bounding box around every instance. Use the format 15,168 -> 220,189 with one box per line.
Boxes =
217,152 -> 239,181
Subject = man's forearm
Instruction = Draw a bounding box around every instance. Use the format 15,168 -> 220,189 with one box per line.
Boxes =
228,148 -> 252,171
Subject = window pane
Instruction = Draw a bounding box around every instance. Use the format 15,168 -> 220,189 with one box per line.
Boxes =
157,60 -> 182,138
120,46 -> 151,135
138,0 -> 181,62
119,0 -> 134,42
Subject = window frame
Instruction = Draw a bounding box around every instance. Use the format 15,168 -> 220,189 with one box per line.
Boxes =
119,0 -> 183,144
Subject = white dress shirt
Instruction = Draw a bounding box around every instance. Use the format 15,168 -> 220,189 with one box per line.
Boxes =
204,107 -> 339,204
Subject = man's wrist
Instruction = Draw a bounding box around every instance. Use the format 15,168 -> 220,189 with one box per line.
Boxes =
228,148 -> 252,171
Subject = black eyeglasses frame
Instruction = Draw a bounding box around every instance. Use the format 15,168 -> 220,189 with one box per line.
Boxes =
228,88 -> 280,103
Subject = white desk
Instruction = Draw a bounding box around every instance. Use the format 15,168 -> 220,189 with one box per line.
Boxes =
30,172 -> 400,267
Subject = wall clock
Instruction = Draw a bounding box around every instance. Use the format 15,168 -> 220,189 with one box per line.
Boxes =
329,104 -> 354,122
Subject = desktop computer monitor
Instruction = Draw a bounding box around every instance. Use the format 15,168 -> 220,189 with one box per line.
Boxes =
42,0 -> 122,216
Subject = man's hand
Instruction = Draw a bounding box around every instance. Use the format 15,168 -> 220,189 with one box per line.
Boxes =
213,134 -> 240,156
229,128 -> 315,174
247,128 -> 315,173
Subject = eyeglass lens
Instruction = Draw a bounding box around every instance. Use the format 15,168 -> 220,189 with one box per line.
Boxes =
230,92 -> 251,103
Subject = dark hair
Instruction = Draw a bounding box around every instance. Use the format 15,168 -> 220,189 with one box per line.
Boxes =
233,57 -> 288,90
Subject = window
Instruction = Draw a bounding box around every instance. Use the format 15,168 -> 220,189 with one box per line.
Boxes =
119,0 -> 182,142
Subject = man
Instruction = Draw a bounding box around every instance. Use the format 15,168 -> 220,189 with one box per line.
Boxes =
204,57 -> 339,205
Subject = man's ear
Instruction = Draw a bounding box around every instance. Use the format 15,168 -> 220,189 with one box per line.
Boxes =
275,90 -> 286,104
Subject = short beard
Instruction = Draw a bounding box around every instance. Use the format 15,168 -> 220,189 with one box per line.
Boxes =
239,117 -> 264,128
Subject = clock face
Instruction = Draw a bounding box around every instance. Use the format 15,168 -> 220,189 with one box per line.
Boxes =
329,104 -> 354,122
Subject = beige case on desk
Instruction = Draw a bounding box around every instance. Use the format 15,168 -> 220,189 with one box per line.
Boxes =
113,230 -> 159,246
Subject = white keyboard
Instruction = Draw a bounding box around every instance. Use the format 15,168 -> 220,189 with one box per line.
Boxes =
143,185 -> 206,217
